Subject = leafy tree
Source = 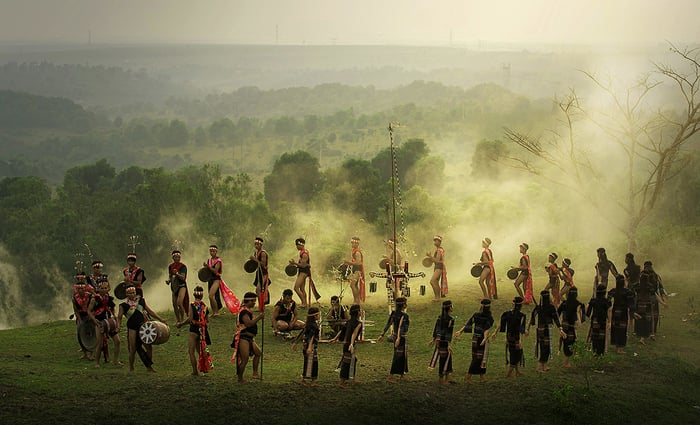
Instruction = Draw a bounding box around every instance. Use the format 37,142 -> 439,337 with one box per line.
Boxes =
471,139 -> 508,179
264,151 -> 322,210
323,158 -> 384,222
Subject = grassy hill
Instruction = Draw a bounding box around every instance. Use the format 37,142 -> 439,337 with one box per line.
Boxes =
1,272 -> 698,424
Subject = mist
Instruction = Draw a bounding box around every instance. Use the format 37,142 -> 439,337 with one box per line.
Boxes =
1,3 -> 699,330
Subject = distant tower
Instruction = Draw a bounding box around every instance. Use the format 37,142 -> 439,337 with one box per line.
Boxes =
502,63 -> 511,89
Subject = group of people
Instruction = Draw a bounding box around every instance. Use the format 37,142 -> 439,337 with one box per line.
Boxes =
71,256 -> 166,372
69,236 -> 668,386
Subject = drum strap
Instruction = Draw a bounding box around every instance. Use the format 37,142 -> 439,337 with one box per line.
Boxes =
125,300 -> 145,320
207,257 -> 222,276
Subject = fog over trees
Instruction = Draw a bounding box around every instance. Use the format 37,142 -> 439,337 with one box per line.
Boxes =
0,43 -> 698,328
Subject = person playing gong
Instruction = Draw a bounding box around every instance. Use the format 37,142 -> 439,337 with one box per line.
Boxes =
476,237 -> 496,300
204,244 -> 223,317
345,236 -> 365,305
168,250 -> 188,327
511,243 -> 533,304
427,235 -> 448,301
249,237 -> 270,306
290,238 -> 311,308
123,253 -> 146,297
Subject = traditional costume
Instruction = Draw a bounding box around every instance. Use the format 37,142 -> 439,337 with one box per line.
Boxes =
586,285 -> 611,355
607,275 -> 636,349
557,287 -> 585,358
462,300 -> 493,376
120,295 -> 153,368
429,301 -> 455,377
190,298 -> 212,373
530,290 -> 561,363
500,297 -> 527,367
381,298 -> 409,377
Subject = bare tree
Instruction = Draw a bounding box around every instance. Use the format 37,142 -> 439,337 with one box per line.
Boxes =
502,44 -> 700,250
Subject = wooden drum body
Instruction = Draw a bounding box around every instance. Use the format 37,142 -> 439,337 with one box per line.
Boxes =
139,320 -> 170,345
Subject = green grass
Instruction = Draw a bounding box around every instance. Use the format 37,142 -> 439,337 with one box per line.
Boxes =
1,273 -> 699,425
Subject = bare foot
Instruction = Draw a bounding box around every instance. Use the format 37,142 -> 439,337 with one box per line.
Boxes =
113,361 -> 124,367
251,374 -> 260,380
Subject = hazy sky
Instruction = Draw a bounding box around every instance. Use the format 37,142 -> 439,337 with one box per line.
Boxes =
0,0 -> 698,46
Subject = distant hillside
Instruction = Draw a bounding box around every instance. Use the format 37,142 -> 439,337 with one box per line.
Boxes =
0,90 -> 106,131
0,61 -> 197,107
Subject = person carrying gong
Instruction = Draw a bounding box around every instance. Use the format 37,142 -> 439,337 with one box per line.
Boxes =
345,236 -> 365,305
168,250 -> 189,327
249,237 -> 271,306
290,238 -> 311,308
204,244 -> 223,317
123,253 -> 146,297
476,237 -> 496,300
427,235 -> 447,301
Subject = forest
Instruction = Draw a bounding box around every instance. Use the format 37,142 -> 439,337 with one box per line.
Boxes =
0,44 -> 699,328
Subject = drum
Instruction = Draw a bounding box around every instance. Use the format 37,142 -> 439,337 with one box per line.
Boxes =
198,267 -> 215,282
369,281 -> 377,293
139,321 -> 170,345
78,320 -> 96,350
102,317 -> 118,334
114,281 -> 127,300
338,263 -> 351,278
379,258 -> 389,270
507,268 -> 520,280
244,259 -> 258,274
284,264 -> 298,277
420,285 -> 426,296
421,257 -> 433,268
470,264 -> 484,278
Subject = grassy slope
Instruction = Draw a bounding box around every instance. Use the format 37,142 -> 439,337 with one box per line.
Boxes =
1,273 -> 699,425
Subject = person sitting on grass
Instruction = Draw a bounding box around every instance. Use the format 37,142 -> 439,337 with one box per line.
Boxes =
272,289 -> 305,337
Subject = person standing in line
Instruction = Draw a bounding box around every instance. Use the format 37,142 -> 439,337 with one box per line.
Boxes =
338,304 -> 363,387
123,253 -> 146,297
455,299 -> 494,383
543,253 -> 561,307
528,290 -> 564,372
427,235 -> 448,301
499,296 -> 528,378
476,238 -> 497,300
233,292 -> 265,383
290,238 -> 311,308
557,287 -> 585,368
623,253 -> 641,288
180,286 -> 212,376
204,244 -> 223,316
594,247 -> 618,290
586,284 -> 611,356
641,261 -> 668,339
250,237 -> 271,306
511,243 -> 533,304
88,278 -> 122,368
292,307 -> 322,386
345,236 -> 365,305
168,250 -> 188,327
607,275 -> 636,354
559,258 -> 575,301
377,297 -> 409,382
429,300 -> 455,384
